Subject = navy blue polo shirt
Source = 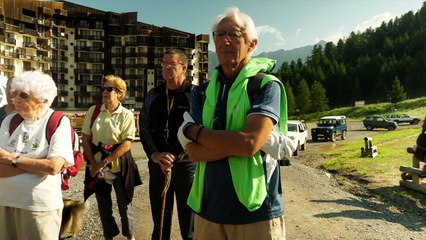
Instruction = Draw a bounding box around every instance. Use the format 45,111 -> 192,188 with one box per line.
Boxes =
190,72 -> 283,224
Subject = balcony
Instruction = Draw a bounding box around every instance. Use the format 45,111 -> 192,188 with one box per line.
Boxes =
0,64 -> 15,71
52,55 -> 68,61
92,69 -> 104,74
126,74 -> 146,80
22,42 -> 37,48
76,56 -> 91,62
111,52 -> 123,57
52,44 -> 68,50
126,63 -> 147,69
111,41 -> 122,46
75,34 -> 90,40
38,19 -> 52,27
58,90 -> 68,96
52,32 -> 68,39
91,58 -> 104,63
74,68 -> 91,74
5,24 -> 20,32
24,66 -> 34,71
2,51 -> 18,58
53,19 -> 67,27
89,35 -> 105,41
51,67 -> 68,73
38,31 -> 51,38
4,37 -> 16,45
56,78 -> 68,85
125,52 -> 148,58
22,15 -> 36,24
75,77 -> 90,85
54,102 -> 68,108
112,62 -> 124,68
76,23 -> 90,29
21,29 -> 38,36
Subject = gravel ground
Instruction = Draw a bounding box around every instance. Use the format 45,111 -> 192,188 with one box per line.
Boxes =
61,121 -> 426,240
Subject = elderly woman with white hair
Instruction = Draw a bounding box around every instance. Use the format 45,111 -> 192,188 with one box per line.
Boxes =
0,71 -> 74,240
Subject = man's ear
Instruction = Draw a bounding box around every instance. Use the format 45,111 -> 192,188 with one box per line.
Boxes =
248,39 -> 258,53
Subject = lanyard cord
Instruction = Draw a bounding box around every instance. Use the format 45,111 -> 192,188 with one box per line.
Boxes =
165,88 -> 174,130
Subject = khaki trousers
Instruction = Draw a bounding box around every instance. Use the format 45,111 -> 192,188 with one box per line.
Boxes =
194,214 -> 286,240
0,205 -> 62,240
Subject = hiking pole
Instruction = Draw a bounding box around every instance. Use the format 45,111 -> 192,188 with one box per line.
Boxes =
159,170 -> 172,240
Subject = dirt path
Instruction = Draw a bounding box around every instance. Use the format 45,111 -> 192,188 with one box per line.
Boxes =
67,121 -> 426,239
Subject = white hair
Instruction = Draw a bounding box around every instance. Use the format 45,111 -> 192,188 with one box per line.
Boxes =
211,7 -> 258,44
11,71 -> 57,107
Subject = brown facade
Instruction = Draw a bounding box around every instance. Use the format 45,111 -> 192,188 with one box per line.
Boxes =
0,0 -> 209,111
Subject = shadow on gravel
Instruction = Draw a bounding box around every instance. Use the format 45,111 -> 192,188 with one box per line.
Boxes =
311,186 -> 426,232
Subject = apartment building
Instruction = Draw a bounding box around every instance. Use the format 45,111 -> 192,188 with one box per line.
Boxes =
0,0 -> 209,111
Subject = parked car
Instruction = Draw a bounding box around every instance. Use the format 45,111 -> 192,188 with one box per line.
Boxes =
287,120 -> 308,156
386,113 -> 421,125
363,115 -> 397,131
311,116 -> 347,142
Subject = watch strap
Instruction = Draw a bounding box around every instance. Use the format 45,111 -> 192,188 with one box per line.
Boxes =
11,156 -> 20,167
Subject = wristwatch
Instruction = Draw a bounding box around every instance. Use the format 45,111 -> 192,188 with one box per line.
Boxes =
11,156 -> 20,167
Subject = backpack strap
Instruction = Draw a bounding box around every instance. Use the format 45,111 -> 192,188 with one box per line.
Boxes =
9,114 -> 24,136
9,111 -> 67,146
46,111 -> 65,144
90,104 -> 102,129
47,112 -> 80,151
247,72 -> 266,105
200,72 -> 267,107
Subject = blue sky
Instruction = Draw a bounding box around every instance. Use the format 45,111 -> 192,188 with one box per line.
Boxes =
69,0 -> 424,55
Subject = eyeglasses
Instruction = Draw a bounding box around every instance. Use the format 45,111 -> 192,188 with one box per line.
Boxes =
101,87 -> 118,93
212,30 -> 245,40
11,91 -> 30,99
161,62 -> 183,68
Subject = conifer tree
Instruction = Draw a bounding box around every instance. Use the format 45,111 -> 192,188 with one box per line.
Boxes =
390,77 -> 407,103
310,81 -> 329,112
296,79 -> 311,114
284,81 -> 296,116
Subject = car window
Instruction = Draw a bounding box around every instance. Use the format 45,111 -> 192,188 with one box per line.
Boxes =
288,124 -> 297,132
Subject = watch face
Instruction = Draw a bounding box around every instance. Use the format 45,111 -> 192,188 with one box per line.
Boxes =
12,158 -> 19,167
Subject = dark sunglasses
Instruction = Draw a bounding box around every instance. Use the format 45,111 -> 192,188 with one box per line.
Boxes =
101,87 -> 118,93
11,91 -> 30,99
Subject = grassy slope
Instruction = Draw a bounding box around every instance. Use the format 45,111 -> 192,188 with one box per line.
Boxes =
303,97 -> 426,202
298,96 -> 426,122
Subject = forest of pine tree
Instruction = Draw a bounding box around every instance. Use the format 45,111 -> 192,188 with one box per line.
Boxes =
276,2 -> 426,115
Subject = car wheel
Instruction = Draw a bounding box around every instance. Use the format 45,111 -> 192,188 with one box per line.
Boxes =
341,131 -> 347,140
366,125 -> 373,131
331,133 -> 336,142
412,119 -> 420,125
293,143 -> 300,156
301,140 -> 306,150
387,125 -> 396,131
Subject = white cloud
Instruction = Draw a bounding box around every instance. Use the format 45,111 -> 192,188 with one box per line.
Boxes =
296,28 -> 305,36
256,25 -> 286,47
315,26 -> 346,44
354,12 -> 395,33
314,12 -> 396,45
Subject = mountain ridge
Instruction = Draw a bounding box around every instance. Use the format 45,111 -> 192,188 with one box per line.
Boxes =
208,40 -> 327,75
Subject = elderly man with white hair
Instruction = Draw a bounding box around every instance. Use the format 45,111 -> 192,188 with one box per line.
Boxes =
179,7 -> 290,240
0,71 -> 74,240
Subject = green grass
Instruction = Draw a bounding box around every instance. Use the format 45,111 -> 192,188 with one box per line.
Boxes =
321,128 -> 420,179
296,96 -> 426,122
